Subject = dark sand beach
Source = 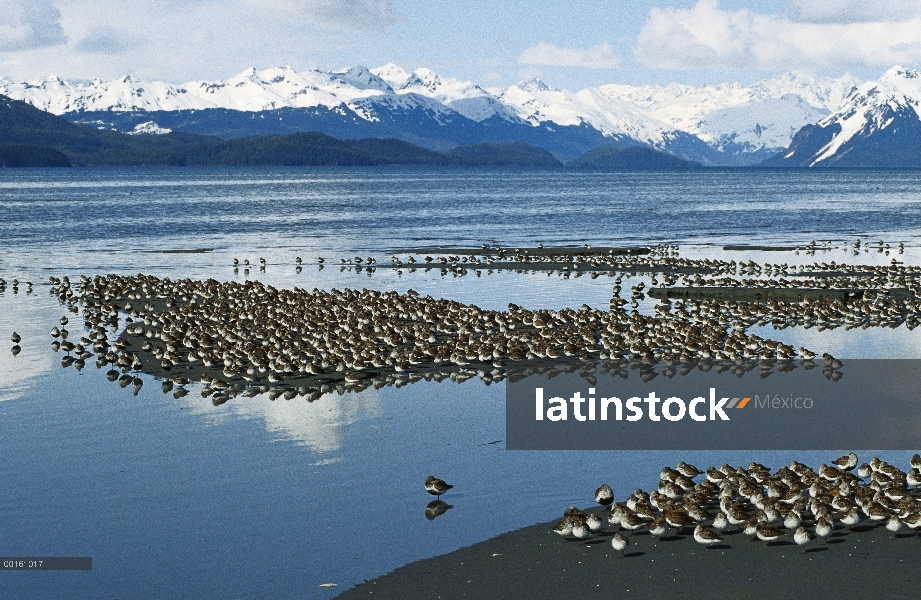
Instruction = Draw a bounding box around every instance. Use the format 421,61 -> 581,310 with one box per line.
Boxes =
337,512 -> 921,599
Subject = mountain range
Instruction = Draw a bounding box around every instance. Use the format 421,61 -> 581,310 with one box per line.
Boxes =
0,64 -> 865,166
765,66 -> 921,167
1,64 -> 919,167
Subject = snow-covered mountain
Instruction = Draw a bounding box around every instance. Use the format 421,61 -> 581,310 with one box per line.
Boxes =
372,63 -> 522,123
494,73 -> 858,155
767,66 -> 921,167
0,65 -> 443,117
0,65 -> 864,165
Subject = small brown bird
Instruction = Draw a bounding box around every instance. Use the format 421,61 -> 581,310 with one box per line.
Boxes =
595,483 -> 614,507
832,452 -> 858,471
756,522 -> 785,543
425,476 -> 453,499
611,532 -> 629,557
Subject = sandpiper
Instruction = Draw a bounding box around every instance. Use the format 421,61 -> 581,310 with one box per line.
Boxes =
832,452 -> 858,471
793,527 -> 815,552
571,519 -> 591,540
648,516 -> 668,538
610,533 -> 629,557
621,512 -> 647,531
885,515 -> 903,537
676,462 -> 703,478
755,523 -> 785,543
741,516 -> 759,540
424,476 -> 453,499
693,525 -> 722,547
907,469 -> 921,488
553,518 -> 573,538
664,508 -> 696,532
815,517 -> 833,540
902,512 -> 921,530
595,483 -> 614,507
586,512 -> 603,532
840,507 -> 861,528
726,506 -> 749,529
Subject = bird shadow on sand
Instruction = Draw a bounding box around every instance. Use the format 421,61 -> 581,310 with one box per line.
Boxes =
851,525 -> 877,533
660,535 -> 687,542
804,547 -> 828,553
623,551 -> 645,558
584,539 -> 609,547
766,540 -> 794,547
594,531 -> 616,538
895,533 -> 918,539
827,538 -> 847,545
706,544 -> 732,551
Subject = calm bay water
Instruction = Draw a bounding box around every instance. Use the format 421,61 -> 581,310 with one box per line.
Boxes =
1,167 -> 920,598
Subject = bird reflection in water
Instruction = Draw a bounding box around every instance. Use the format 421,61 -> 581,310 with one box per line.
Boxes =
425,500 -> 454,520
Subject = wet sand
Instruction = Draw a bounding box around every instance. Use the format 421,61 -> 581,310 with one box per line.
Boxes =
368,262 -> 717,275
723,244 -> 801,251
336,513 -> 921,599
141,248 -> 214,254
391,246 -> 652,256
648,286 -> 915,301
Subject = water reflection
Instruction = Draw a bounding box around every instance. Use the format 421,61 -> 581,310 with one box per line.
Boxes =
0,295 -> 55,403
425,500 -> 454,520
171,386 -> 383,455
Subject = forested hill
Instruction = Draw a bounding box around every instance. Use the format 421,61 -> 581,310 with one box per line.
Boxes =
1,94 -> 695,169
0,95 -> 563,167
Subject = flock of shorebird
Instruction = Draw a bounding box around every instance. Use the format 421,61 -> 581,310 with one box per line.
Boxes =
4,243 -> 920,401
554,453 -> 921,556
6,245 -> 921,555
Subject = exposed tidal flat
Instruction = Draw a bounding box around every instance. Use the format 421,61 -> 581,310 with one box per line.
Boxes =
2,167 -> 921,598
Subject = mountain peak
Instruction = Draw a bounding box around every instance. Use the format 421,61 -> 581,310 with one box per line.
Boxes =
516,78 -> 552,93
753,71 -> 860,111
768,64 -> 921,167
401,68 -> 445,93
881,65 -> 920,82
371,63 -> 410,87
333,65 -> 392,92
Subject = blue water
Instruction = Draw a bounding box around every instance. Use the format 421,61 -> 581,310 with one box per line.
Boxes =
1,167 -> 920,598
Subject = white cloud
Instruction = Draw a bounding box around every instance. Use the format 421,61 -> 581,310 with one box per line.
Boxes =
74,25 -> 140,55
782,0 -> 921,24
635,0 -> 921,71
0,0 -> 362,82
241,0 -> 396,30
0,0 -> 67,51
518,42 -> 620,69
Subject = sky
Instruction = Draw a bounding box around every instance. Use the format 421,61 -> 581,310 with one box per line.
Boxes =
1,0 -> 921,89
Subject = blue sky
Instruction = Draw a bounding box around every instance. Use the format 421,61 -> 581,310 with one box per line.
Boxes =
2,0 -> 920,88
